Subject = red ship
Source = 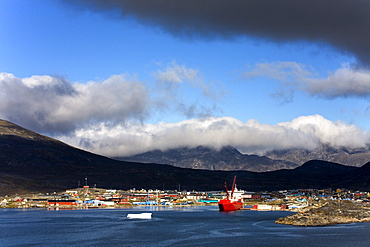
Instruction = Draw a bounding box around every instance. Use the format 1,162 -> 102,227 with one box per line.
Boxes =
218,176 -> 243,211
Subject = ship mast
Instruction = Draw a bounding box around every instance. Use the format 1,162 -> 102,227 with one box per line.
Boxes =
231,175 -> 237,198
224,182 -> 230,199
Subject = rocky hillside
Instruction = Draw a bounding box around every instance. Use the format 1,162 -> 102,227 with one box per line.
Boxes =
118,146 -> 298,172
0,119 -> 57,142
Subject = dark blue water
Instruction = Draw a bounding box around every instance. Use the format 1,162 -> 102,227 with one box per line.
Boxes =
1,206 -> 369,246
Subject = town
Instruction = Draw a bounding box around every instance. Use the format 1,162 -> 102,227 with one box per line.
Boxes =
2,184 -> 370,210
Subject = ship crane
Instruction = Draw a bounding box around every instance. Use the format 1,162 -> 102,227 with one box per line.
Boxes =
224,175 -> 237,200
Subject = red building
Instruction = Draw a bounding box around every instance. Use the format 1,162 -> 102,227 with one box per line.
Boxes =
48,200 -> 79,206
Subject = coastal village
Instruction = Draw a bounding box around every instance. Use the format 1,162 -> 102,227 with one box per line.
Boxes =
2,183 -> 370,211
2,177 -> 370,227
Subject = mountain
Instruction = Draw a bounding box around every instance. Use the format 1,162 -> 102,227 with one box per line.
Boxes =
265,145 -> 370,167
118,146 -> 298,172
1,119 -> 370,194
119,144 -> 370,172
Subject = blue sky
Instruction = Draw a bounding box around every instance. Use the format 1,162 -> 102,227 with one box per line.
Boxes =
1,0 -> 370,157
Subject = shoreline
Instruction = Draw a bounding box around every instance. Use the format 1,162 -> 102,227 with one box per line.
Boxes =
275,200 -> 370,226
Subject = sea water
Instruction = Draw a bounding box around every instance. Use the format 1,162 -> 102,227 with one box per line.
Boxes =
1,206 -> 369,246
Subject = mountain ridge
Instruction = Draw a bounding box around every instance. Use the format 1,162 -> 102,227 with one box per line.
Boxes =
118,146 -> 298,172
265,146 -> 370,168
119,144 -> 370,172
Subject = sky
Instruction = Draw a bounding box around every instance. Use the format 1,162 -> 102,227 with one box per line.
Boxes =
1,0 -> 370,157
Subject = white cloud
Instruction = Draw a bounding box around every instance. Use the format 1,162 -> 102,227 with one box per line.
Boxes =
304,67 -> 370,98
244,61 -> 370,99
154,61 -> 199,86
152,61 -> 225,118
0,73 -> 149,133
277,115 -> 368,149
153,61 -> 226,98
244,61 -> 313,82
57,114 -> 370,157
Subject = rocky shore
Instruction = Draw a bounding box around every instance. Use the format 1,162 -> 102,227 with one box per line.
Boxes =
276,200 -> 370,226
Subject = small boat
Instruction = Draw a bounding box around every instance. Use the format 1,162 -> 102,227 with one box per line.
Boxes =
218,176 -> 243,211
127,213 -> 152,219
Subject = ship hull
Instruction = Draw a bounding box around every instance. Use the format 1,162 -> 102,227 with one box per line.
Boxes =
218,199 -> 243,211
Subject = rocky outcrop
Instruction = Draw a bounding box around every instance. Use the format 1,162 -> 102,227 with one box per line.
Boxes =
276,201 -> 370,226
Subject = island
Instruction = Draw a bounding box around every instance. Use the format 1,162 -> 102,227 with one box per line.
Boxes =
276,200 -> 370,226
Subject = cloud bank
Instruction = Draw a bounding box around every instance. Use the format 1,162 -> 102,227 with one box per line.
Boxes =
58,114 -> 370,157
65,0 -> 370,67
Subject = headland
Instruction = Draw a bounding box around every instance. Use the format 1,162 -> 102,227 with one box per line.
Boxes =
276,200 -> 370,226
